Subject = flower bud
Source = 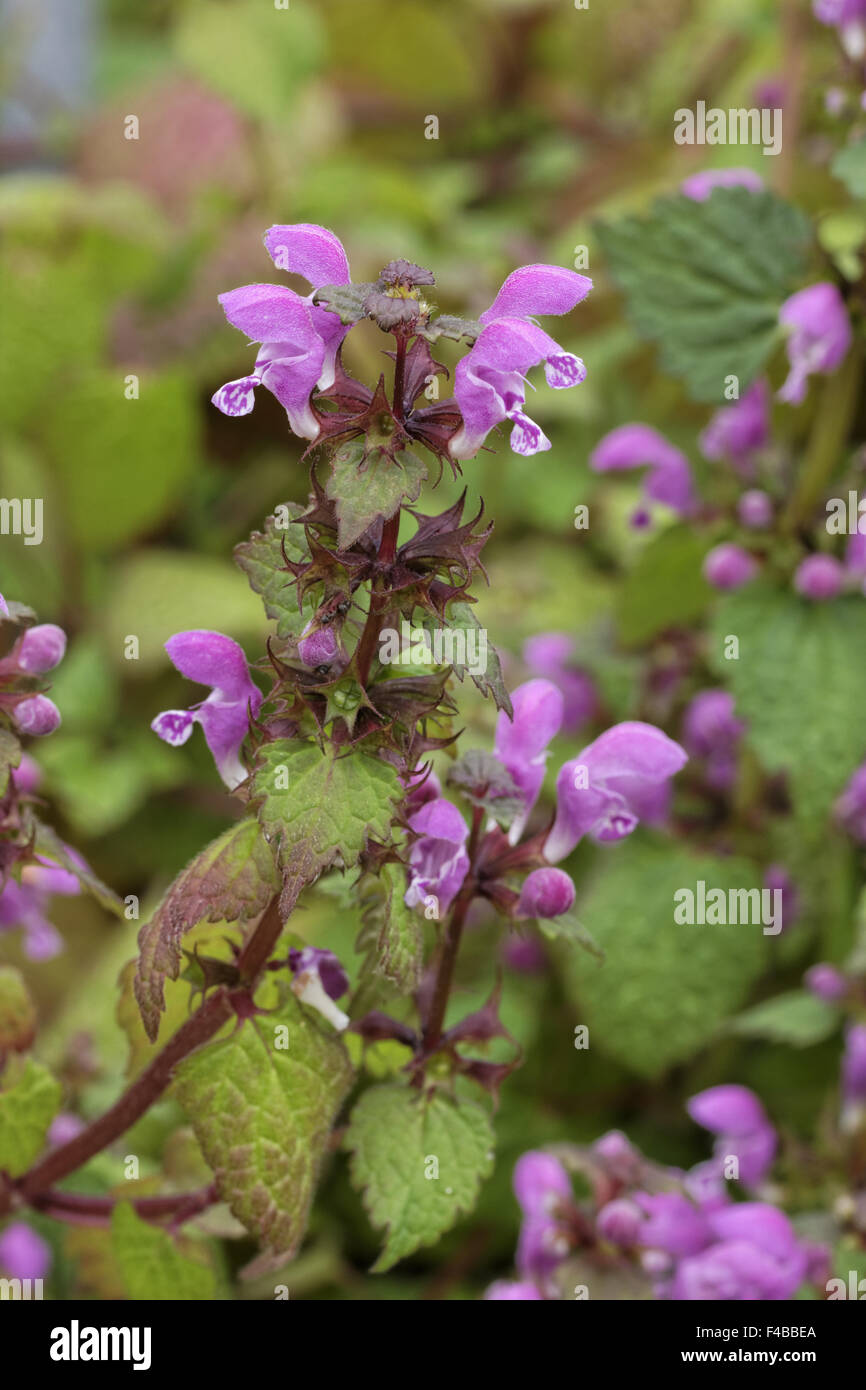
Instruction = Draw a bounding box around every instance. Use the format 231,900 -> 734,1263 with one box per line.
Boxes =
0,1223 -> 51,1281
702,543 -> 757,591
596,1198 -> 643,1247
794,553 -> 844,601
14,624 -> 66,674
14,695 -> 61,736
516,867 -> 575,920
737,489 -> 773,529
298,622 -> 339,668
805,963 -> 847,1003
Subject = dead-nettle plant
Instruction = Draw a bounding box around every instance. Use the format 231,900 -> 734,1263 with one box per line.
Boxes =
0,226 -> 689,1272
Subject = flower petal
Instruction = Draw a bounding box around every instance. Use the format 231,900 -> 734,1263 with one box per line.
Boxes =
263,223 -> 351,288
480,264 -> 592,324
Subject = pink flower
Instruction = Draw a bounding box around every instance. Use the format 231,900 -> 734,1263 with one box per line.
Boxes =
680,168 -> 765,201
404,798 -> 470,914
545,722 -> 687,862
702,543 -> 757,590
515,867 -> 575,920
450,264 -> 591,459
590,424 -> 695,517
793,553 -> 845,600
494,678 -> 564,843
700,381 -> 769,473
778,283 -> 851,406
152,631 -> 262,790
212,223 -> 352,439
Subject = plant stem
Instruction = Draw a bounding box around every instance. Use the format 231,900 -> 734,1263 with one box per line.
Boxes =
422,806 -> 484,1051
354,512 -> 401,686
25,1184 -> 218,1230
16,891 -> 284,1201
781,340 -> 863,532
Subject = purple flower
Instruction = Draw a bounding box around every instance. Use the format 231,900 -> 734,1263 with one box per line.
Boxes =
841,1022 -> 866,1107
814,0 -> 866,59
494,678 -> 564,843
794,553 -> 845,601
702,543 -> 757,591
297,621 -> 339,669
671,1235 -> 801,1300
514,1151 -> 572,1217
451,321 -> 587,461
152,631 -> 263,790
680,168 -> 765,201
48,1112 -> 86,1148
0,1223 -> 51,1282
545,721 -> 688,863
738,489 -> 773,529
289,945 -> 350,1031
484,1280 -> 544,1300
845,508 -> 866,578
513,1152 -> 573,1283
523,633 -> 597,732
449,264 -> 591,459
681,690 -> 744,791
700,381 -> 769,473
515,867 -> 575,920
687,1085 -> 776,1188
212,223 -> 351,440
597,1198 -> 643,1247
0,856 -> 81,959
592,1129 -> 644,1183
404,798 -> 469,914
11,753 -> 41,794
9,694 -> 61,737
835,761 -> 866,841
8,624 -> 67,675
590,424 -> 695,517
636,1192 -> 712,1257
778,283 -> 852,406
804,962 -> 847,1002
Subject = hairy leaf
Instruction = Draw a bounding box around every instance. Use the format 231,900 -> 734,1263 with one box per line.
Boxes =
446,601 -> 512,715
234,503 -> 312,638
597,188 -> 811,402
562,841 -> 766,1077
135,819 -> 279,1042
359,861 -> 423,993
175,996 -> 354,1257
251,740 -> 401,918
344,1083 -> 494,1271
326,438 -> 428,548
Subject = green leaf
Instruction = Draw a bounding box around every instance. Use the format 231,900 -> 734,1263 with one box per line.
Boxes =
419,314 -> 482,345
616,526 -> 713,644
0,1055 -> 61,1175
234,504 -> 313,639
537,911 -> 605,961
360,862 -> 423,993
446,749 -> 524,828
135,819 -> 279,1042
0,966 -> 37,1055
709,586 -> 866,822
445,600 -> 512,715
562,841 -> 767,1077
344,1083 -> 495,1271
251,741 -> 401,916
832,137 -> 866,199
111,1202 -> 215,1301
596,188 -> 812,402
175,996 -> 354,1256
326,438 -> 428,549
728,991 -> 839,1047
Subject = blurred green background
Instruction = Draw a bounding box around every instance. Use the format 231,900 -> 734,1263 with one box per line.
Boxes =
1,0 -> 859,1299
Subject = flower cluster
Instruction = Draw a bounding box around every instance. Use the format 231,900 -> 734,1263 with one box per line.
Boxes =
487,1086 -> 827,1301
